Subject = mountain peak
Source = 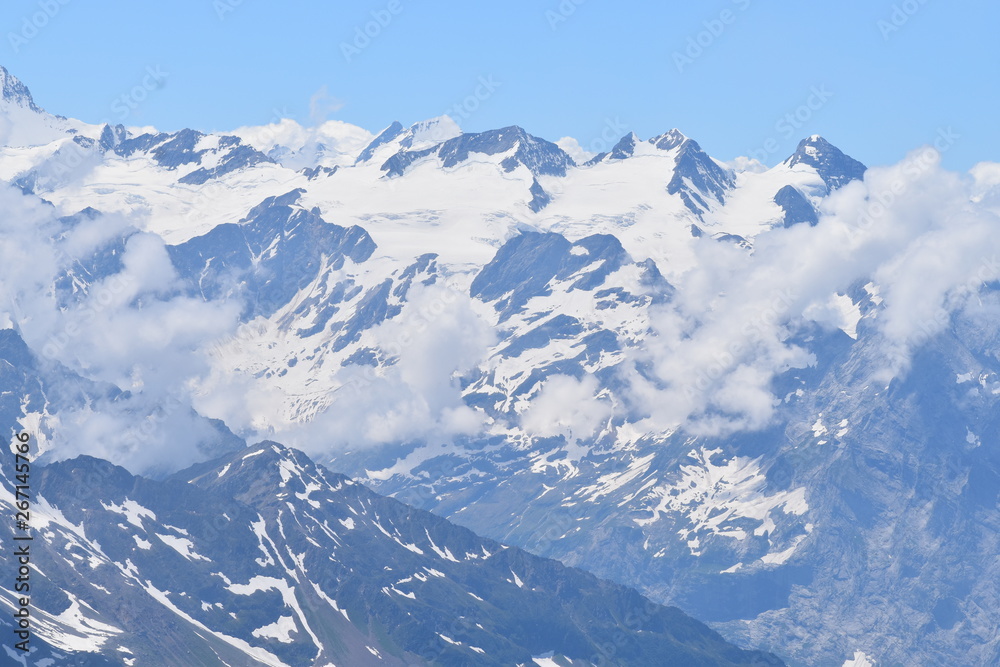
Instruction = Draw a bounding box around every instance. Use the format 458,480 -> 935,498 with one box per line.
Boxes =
355,117 -> 462,164
785,135 -> 867,191
407,114 -> 462,145
662,131 -> 734,214
608,131 -> 639,158
354,120 -> 405,163
649,128 -> 689,151
584,132 -> 641,165
0,65 -> 40,111
793,134 -> 837,156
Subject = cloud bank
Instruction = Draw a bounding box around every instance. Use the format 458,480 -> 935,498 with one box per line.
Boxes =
624,145 -> 1000,436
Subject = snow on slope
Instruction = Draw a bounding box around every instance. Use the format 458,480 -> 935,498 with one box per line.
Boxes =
0,66 -> 99,148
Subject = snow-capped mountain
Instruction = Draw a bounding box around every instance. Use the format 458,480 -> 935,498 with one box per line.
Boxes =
0,66 -> 95,148
0,330 -> 781,665
1,64 -> 997,667
784,135 -> 867,192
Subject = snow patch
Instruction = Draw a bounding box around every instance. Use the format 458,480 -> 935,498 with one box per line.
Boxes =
635,447 -> 809,558
101,499 -> 156,529
252,615 -> 297,644
843,651 -> 876,667
156,534 -> 211,562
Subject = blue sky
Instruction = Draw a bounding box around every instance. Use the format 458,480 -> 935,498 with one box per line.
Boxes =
4,0 -> 996,170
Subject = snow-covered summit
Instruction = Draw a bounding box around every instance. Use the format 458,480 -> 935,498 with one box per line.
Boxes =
354,116 -> 463,165
0,65 -> 97,148
0,64 -> 40,111
784,134 -> 867,191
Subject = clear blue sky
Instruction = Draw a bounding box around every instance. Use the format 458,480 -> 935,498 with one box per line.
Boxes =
4,0 -> 996,170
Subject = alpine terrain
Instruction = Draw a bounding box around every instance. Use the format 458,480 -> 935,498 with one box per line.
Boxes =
0,64 -> 997,666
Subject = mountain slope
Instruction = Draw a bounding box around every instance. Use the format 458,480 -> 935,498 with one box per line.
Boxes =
0,65 -> 94,147
0,441 -> 784,666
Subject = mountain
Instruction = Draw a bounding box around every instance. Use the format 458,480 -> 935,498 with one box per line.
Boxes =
355,121 -> 406,164
583,129 -> 735,217
773,185 -> 819,228
355,117 -> 463,166
98,124 -> 273,186
783,135 -> 867,192
0,65 -> 93,147
0,325 -> 241,475
0,65 -> 991,667
0,65 -> 39,111
167,188 -> 376,318
0,441 -> 784,666
379,125 -> 573,179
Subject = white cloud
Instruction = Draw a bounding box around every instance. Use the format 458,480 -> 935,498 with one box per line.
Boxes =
521,374 -> 611,442
308,84 -> 345,125
0,184 -> 243,474
195,282 -> 498,454
724,156 -> 769,174
228,116 -> 373,170
625,147 -> 1000,435
555,136 -> 595,164
314,282 -> 496,448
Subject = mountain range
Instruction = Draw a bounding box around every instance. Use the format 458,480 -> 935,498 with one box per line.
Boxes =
0,64 -> 997,666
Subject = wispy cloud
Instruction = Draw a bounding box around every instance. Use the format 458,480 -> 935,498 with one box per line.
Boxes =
308,84 -> 345,125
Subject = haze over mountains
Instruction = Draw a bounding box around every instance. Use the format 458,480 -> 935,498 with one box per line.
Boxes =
1,65 -> 998,665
